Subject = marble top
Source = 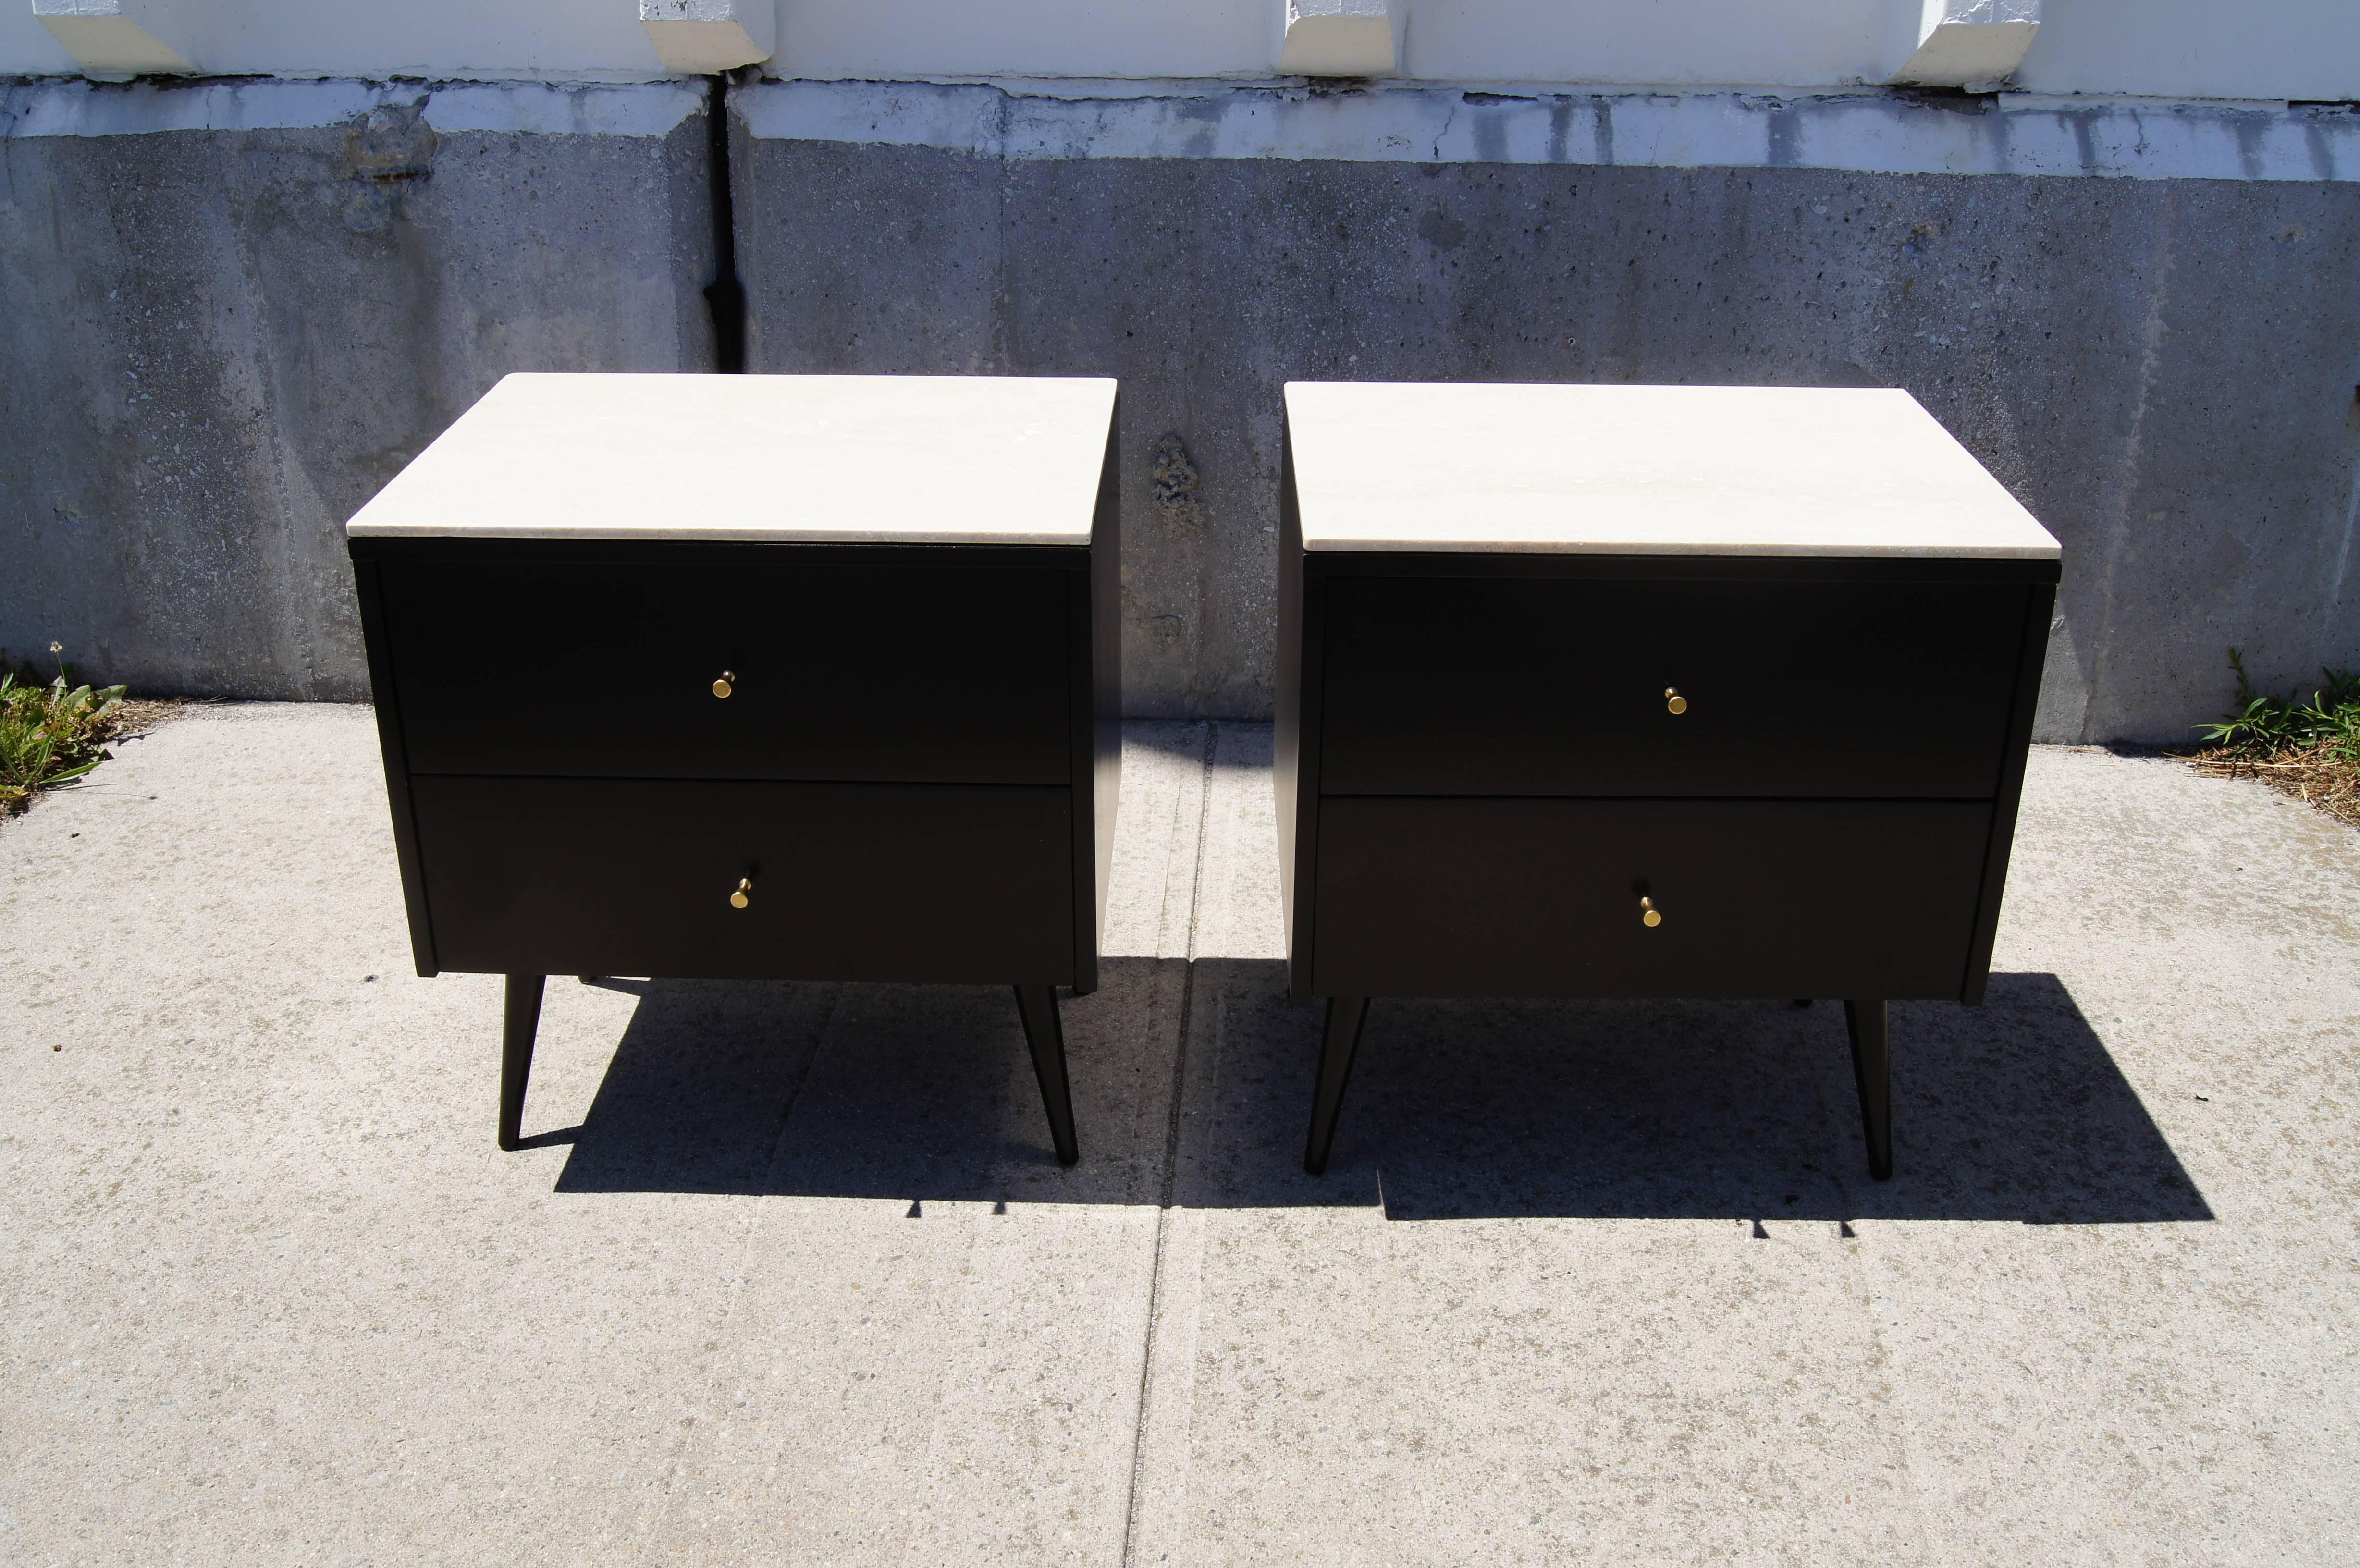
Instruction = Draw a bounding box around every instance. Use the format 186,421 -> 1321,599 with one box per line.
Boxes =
1285,381 -> 2061,558
345,373 -> 1116,545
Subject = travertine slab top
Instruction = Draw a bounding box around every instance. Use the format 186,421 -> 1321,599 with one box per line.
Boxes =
346,373 -> 1117,544
1285,381 -> 2061,558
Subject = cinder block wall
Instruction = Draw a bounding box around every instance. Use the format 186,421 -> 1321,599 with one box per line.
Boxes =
3,78 -> 2356,741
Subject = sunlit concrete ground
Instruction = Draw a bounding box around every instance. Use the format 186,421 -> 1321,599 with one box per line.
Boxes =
3,705 -> 2355,1565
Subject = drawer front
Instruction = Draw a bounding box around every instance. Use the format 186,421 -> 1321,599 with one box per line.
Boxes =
1310,797 -> 1991,999
412,778 -> 1075,982
1319,576 -> 2029,798
381,560 -> 1074,783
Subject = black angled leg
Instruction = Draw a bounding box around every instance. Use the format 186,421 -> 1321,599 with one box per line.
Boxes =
499,974 -> 546,1153
1844,999 -> 1893,1181
1304,995 -> 1371,1176
1013,984 -> 1080,1166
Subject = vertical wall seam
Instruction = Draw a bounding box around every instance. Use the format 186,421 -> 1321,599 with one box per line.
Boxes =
704,72 -> 745,372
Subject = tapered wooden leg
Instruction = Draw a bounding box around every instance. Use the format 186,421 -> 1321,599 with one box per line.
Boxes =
499,974 -> 546,1153
1304,995 -> 1371,1176
1844,998 -> 1893,1181
1013,984 -> 1080,1167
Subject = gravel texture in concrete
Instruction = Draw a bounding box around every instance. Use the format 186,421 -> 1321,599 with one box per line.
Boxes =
3,705 -> 2355,1563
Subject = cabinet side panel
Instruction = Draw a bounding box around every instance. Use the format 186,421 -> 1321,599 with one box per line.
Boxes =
1067,564 -> 1098,993
1276,421 -> 1320,999
1087,393 -> 1122,989
1962,582 -> 2056,1004
349,554 -> 438,976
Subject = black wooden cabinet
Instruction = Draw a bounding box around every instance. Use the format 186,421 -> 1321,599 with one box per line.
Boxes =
346,374 -> 1120,1163
1278,381 -> 2062,1179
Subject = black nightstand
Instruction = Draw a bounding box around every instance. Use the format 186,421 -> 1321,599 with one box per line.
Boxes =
1277,381 -> 2060,1179
346,373 -> 1119,1164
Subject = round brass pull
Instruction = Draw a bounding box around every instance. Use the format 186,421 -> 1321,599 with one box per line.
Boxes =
729,877 -> 752,910
713,671 -> 737,699
1663,687 -> 1688,715
1640,895 -> 1663,928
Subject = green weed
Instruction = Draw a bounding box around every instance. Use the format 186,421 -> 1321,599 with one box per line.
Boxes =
0,643 -> 127,815
2196,649 -> 2360,760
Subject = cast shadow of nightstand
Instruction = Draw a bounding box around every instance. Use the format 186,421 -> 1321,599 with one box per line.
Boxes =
1185,965 -> 2214,1225
544,959 -> 2208,1225
549,956 -> 1185,1205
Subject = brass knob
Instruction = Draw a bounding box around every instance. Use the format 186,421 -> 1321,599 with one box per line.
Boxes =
729,877 -> 752,910
713,671 -> 736,699
1664,687 -> 1688,715
1640,895 -> 1662,928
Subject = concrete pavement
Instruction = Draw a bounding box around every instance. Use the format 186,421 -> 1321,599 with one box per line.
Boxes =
3,706 -> 2355,1564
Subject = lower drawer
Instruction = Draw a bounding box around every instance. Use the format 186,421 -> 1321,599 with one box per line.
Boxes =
410,778 -> 1075,983
1309,797 -> 1992,999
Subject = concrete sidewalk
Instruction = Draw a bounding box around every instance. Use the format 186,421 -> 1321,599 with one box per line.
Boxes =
4,706 -> 2356,1565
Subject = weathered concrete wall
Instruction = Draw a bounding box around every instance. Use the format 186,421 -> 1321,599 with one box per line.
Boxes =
0,81 -> 715,698
736,118 -> 2360,736
4,76 -> 2357,738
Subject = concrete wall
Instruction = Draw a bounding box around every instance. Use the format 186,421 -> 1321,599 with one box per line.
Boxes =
736,82 -> 2360,737
0,80 -> 714,697
4,0 -> 2358,98
3,76 -> 2358,739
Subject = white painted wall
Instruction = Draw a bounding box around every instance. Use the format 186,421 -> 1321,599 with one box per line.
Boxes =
2,0 -> 2355,101
1397,0 -> 1892,88
197,3 -> 669,82
768,0 -> 1267,82
2,4 -> 81,76
2017,0 -> 2360,102
4,0 -> 676,81
763,0 -> 2360,98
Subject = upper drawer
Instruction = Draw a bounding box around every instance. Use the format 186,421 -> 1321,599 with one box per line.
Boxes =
378,558 -> 1075,783
1317,574 -> 2032,798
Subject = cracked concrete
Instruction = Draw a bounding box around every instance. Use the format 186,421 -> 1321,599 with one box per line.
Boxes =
3,706 -> 2356,1563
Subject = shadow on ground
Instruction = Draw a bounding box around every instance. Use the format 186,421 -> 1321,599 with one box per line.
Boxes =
546,960 -> 2209,1225
550,959 -> 1182,1205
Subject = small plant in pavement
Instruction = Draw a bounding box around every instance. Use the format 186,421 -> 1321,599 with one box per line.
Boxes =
0,642 -> 128,816
2191,648 -> 2360,826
